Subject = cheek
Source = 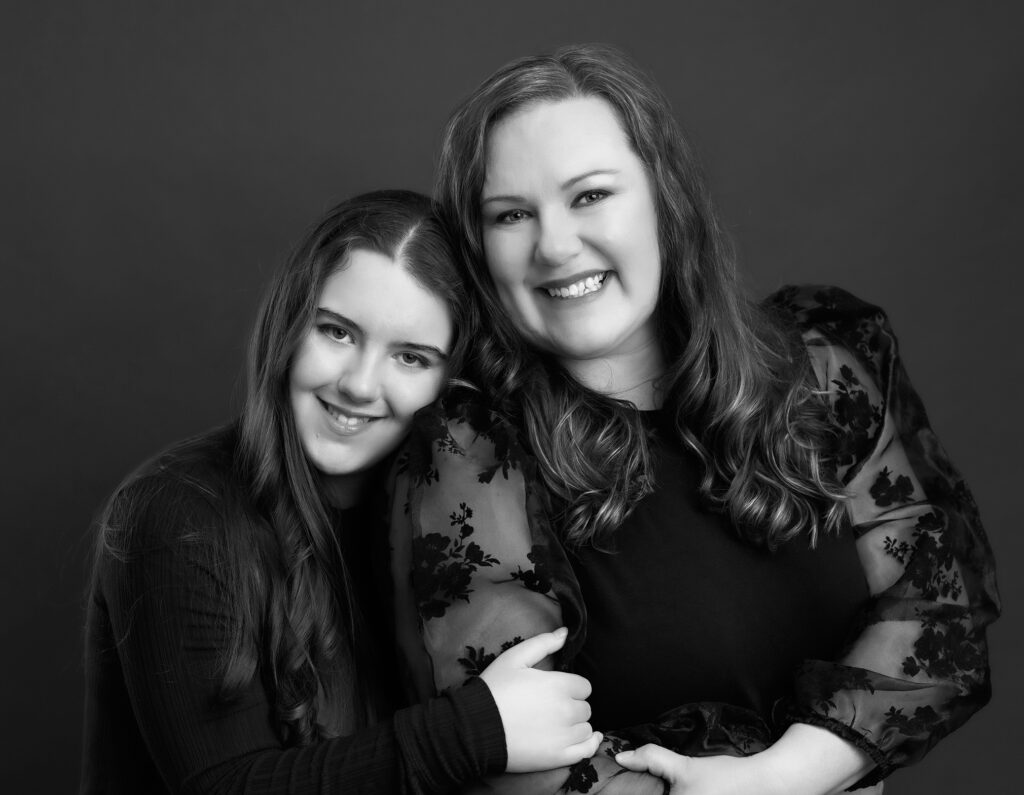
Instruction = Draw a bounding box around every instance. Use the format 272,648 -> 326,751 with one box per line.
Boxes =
288,333 -> 322,392
389,371 -> 448,422
484,231 -> 530,287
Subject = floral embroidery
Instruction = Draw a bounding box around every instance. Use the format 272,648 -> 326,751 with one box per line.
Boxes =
869,467 -> 915,507
457,636 -> 523,678
410,502 -> 500,619
507,544 -> 555,595
390,285 -> 999,793
562,759 -> 599,793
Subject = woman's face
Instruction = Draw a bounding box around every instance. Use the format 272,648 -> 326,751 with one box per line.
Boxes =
289,249 -> 452,487
480,96 -> 662,366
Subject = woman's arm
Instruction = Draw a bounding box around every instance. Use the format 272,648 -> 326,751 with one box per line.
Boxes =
614,288 -> 1001,794
617,723 -> 874,795
767,286 -> 1000,786
391,285 -> 999,793
390,403 -> 664,794
86,476 -> 594,795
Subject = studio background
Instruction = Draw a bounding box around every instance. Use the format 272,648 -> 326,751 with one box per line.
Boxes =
2,2 -> 1020,792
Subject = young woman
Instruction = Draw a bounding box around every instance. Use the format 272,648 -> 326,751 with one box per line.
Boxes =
388,48 -> 1000,793
81,190 -> 601,794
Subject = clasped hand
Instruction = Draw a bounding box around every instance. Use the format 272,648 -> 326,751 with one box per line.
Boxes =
479,627 -> 603,772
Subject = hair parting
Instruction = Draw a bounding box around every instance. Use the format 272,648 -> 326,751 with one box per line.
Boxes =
97,190 -> 467,745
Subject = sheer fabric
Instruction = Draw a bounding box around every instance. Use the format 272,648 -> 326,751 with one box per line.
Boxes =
389,286 -> 999,792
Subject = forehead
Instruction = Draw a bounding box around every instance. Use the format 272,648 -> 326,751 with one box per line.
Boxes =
319,249 -> 453,348
484,96 -> 636,188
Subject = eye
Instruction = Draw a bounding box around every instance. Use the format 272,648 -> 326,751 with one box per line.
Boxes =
396,351 -> 431,369
494,208 -> 531,225
573,189 -> 610,207
318,323 -> 354,344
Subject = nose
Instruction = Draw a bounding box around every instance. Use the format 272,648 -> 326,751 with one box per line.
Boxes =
534,208 -> 582,268
337,351 -> 382,404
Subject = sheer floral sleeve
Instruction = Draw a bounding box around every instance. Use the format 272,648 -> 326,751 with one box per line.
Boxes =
389,287 -> 998,793
389,399 -> 663,793
768,285 -> 1000,786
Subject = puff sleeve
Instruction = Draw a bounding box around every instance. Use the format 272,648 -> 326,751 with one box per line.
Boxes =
389,400 -> 663,793
771,285 -> 1000,787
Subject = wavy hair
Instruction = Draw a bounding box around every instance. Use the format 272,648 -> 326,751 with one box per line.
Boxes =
436,44 -> 845,548
100,190 -> 468,745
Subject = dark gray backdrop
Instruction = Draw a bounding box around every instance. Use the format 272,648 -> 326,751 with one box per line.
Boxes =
2,2 -> 1020,792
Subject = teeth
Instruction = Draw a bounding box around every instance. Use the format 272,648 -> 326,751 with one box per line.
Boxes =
545,272 -> 607,299
324,402 -> 372,427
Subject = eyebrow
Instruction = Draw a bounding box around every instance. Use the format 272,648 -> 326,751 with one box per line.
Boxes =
316,307 -> 449,360
481,169 -> 620,206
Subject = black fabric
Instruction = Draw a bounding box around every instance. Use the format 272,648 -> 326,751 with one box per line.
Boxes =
389,286 -> 999,792
81,424 -> 507,794
570,409 -> 869,730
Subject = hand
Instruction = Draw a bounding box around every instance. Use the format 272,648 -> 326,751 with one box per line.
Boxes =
615,746 -> 778,795
479,627 -> 602,772
616,725 -> 877,795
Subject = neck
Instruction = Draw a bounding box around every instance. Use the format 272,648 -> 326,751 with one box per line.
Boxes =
320,472 -> 368,509
558,338 -> 666,410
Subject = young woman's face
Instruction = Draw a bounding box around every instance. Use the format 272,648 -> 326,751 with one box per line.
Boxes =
480,96 -> 662,365
289,249 -> 452,486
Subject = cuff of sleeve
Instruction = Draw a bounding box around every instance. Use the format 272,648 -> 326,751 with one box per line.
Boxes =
451,677 -> 508,774
394,676 -> 507,791
783,708 -> 892,790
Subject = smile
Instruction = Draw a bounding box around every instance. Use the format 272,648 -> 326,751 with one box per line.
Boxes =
318,398 -> 381,433
542,271 -> 609,299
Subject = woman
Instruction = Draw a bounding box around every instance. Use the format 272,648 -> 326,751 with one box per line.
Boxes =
81,190 -> 602,794
389,47 -> 1000,793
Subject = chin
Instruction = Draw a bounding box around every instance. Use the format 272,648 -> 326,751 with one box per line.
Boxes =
551,334 -> 627,362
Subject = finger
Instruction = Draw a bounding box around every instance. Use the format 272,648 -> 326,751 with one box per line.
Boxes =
567,721 -> 594,744
566,699 -> 591,724
615,744 -> 686,781
492,627 -> 567,669
560,671 -> 593,700
564,730 -> 603,763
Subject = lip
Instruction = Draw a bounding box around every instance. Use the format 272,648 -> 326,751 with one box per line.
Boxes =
536,270 -> 611,301
536,269 -> 610,291
317,397 -> 383,435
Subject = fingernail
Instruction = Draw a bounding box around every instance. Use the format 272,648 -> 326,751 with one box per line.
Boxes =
555,626 -> 568,637
615,750 -> 634,761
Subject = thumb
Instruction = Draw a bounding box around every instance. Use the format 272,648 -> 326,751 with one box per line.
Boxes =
615,744 -> 685,782
490,627 -> 568,670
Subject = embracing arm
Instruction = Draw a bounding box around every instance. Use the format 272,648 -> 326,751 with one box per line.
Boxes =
773,286 -> 1000,787
391,286 -> 1000,794
614,289 -> 1002,794
83,477 -> 507,795
390,404 -> 663,794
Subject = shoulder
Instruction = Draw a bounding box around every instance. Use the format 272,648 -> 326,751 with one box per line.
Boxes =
399,390 -> 536,487
102,422 -> 245,554
766,286 -> 904,477
764,284 -> 898,383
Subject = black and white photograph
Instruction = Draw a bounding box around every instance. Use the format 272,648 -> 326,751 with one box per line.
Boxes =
3,2 -> 1020,792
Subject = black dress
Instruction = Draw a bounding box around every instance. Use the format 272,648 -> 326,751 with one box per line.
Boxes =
388,286 -> 999,792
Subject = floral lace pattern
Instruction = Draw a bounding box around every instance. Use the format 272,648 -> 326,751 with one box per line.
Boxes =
389,286 -> 999,792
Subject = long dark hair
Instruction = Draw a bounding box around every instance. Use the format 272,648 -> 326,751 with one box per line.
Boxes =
99,190 -> 468,744
436,44 -> 845,548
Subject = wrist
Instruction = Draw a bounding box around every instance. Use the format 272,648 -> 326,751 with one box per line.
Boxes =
745,749 -> 798,795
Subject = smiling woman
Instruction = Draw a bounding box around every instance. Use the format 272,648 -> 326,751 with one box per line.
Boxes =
389,44 -> 1000,795
80,190 -> 602,794
289,249 -> 453,505
480,95 -> 663,406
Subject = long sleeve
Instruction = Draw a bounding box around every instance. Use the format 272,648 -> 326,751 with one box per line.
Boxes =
390,288 -> 998,793
389,402 -> 663,794
82,467 -> 506,795
771,285 -> 1000,787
